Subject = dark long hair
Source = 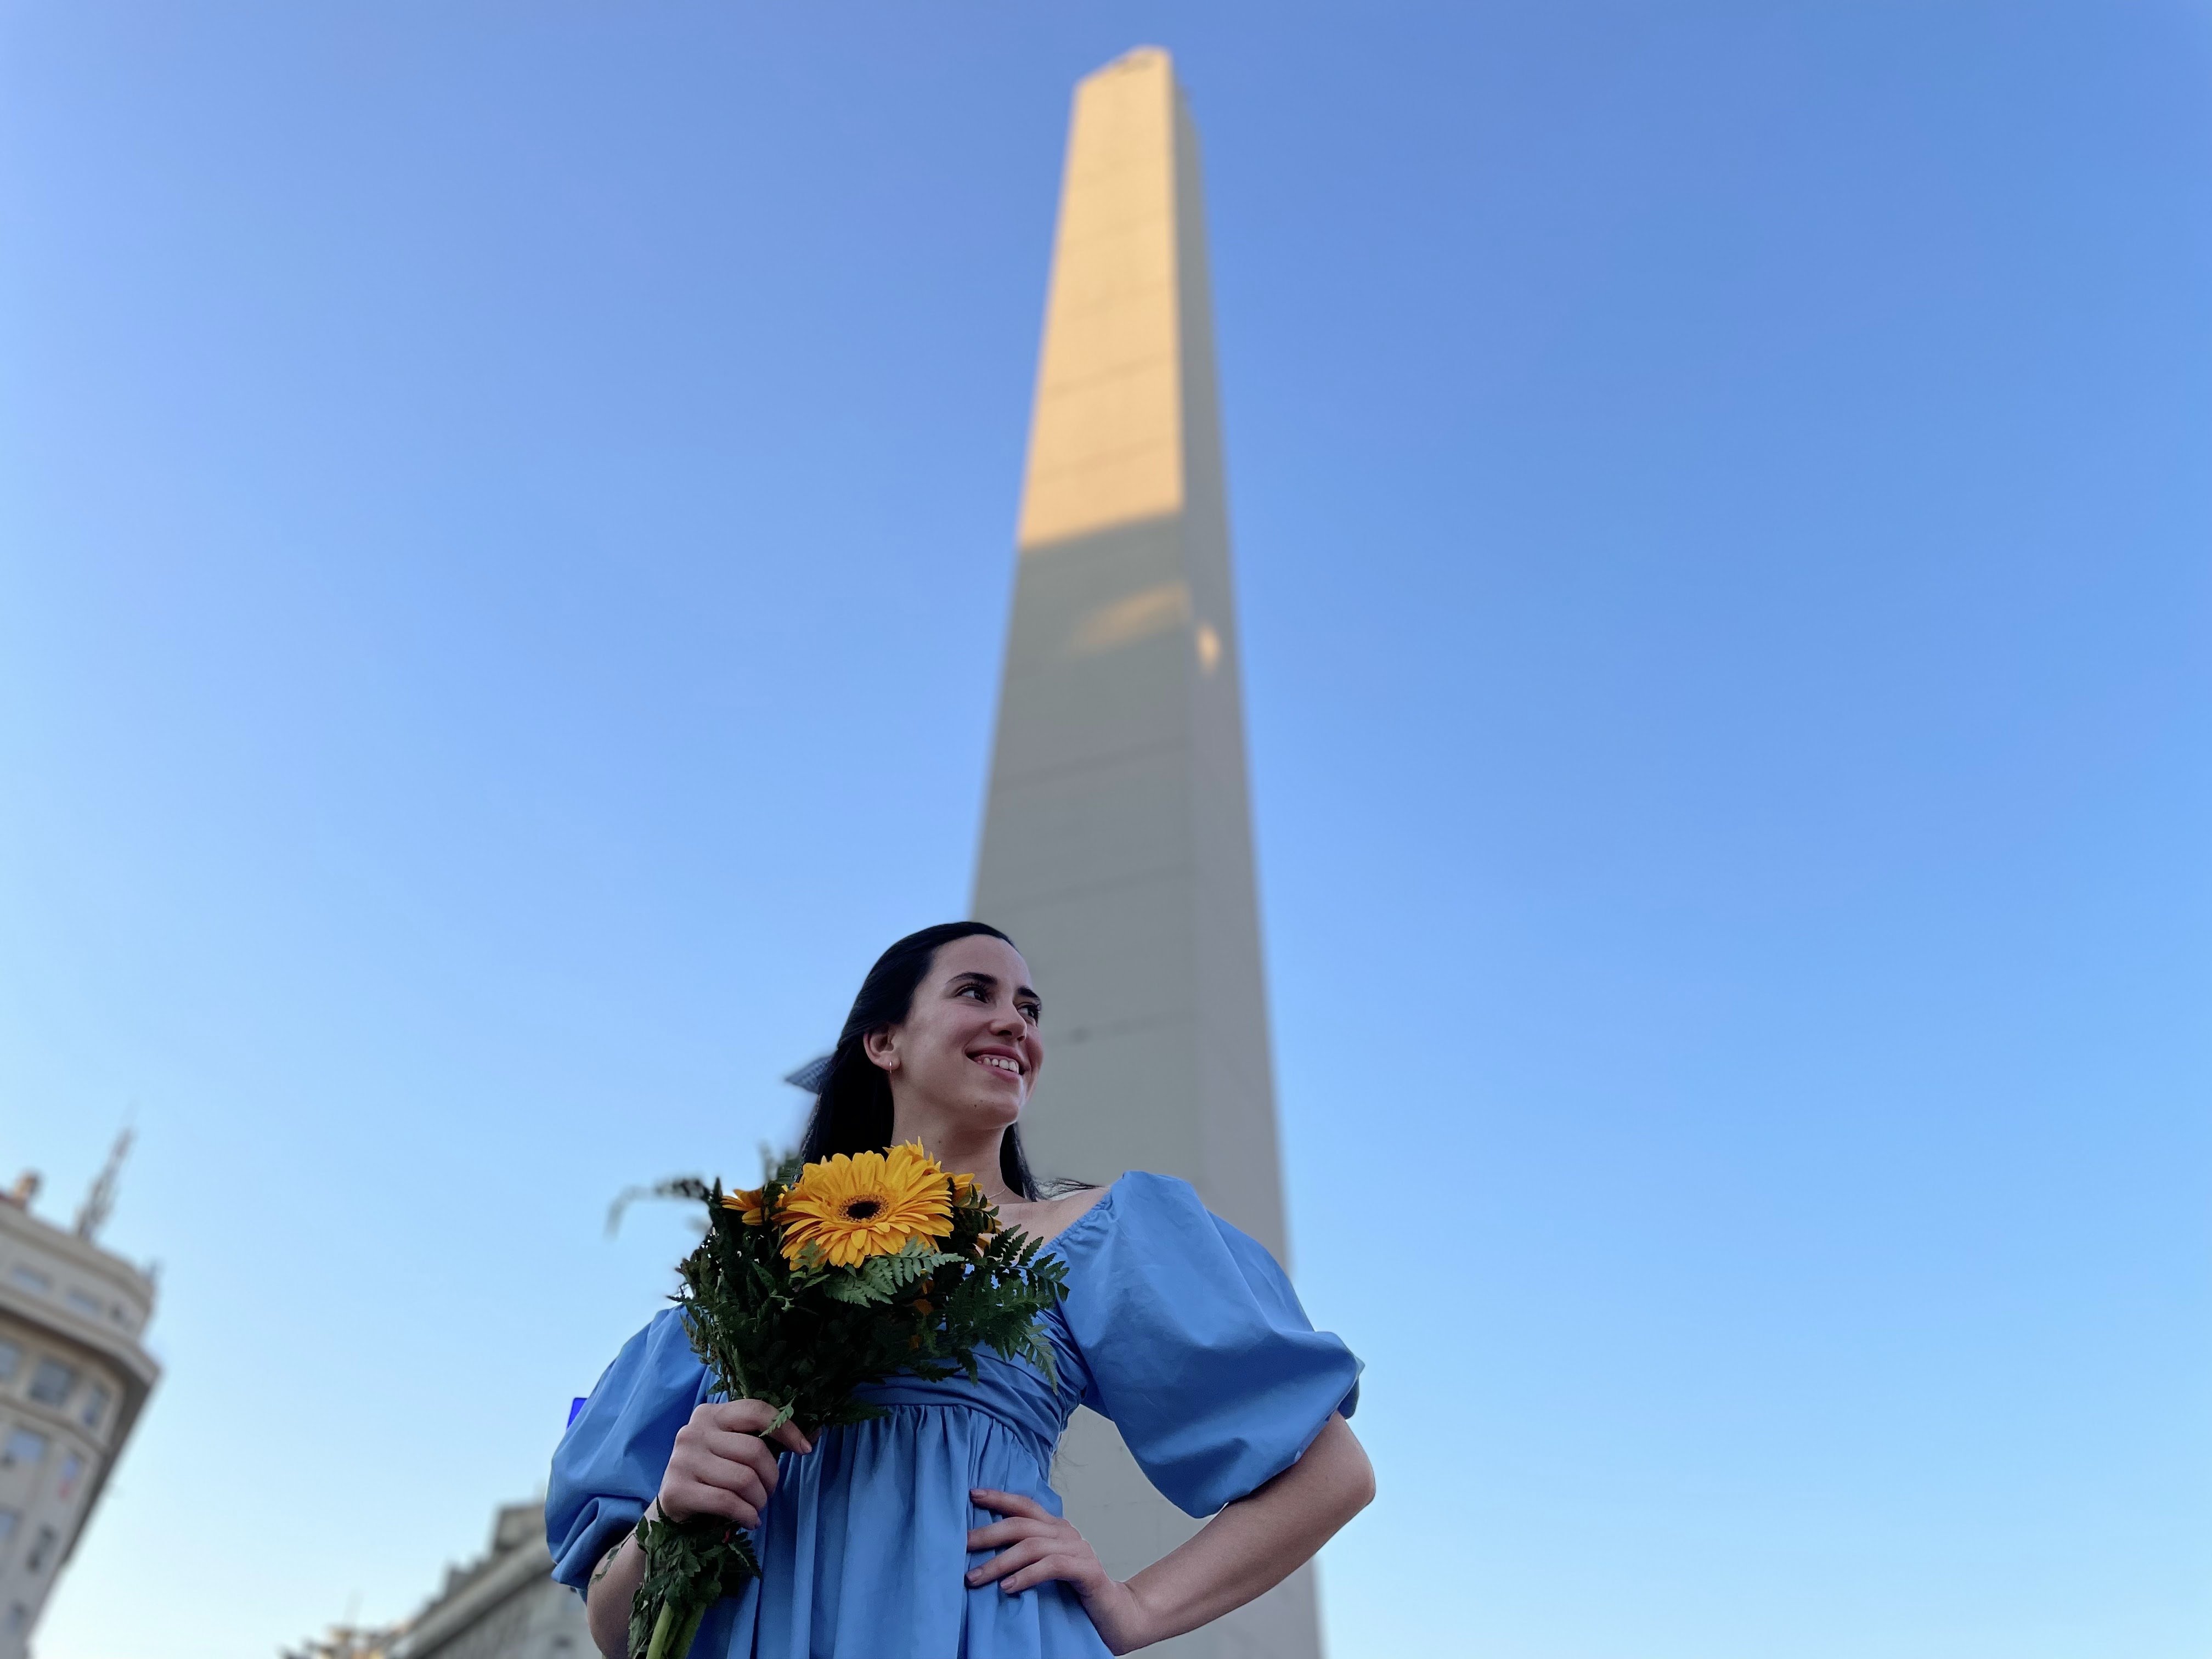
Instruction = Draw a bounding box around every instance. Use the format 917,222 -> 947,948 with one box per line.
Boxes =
797,922 -> 1047,1200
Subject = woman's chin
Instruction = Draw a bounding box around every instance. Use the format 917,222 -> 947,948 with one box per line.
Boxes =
964,1093 -> 1026,1129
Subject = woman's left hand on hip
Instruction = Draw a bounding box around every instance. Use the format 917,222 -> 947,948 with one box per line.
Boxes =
966,1488 -> 1154,1654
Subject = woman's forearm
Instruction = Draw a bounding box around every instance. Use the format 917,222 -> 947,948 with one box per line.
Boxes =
584,1514 -> 651,1659
1120,1415 -> 1374,1649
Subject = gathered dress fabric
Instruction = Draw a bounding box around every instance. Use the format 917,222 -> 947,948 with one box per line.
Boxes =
546,1171 -> 1362,1659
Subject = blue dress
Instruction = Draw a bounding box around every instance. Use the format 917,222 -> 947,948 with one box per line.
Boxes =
546,1172 -> 1362,1659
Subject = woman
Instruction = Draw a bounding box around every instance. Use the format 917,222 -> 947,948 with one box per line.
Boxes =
548,922 -> 1373,1658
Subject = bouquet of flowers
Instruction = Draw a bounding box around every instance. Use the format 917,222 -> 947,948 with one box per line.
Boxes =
628,1142 -> 1067,1659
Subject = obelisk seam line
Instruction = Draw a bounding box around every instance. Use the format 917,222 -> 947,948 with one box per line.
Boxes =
1022,429 -> 1175,466
1033,359 -> 1176,399
983,736 -> 1188,789
977,860 -> 1193,914
1019,453 -> 1178,493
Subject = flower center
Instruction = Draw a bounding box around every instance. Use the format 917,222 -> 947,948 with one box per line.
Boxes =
843,1199 -> 884,1221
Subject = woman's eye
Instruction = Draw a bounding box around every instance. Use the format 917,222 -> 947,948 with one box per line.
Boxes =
1019,1003 -> 1041,1023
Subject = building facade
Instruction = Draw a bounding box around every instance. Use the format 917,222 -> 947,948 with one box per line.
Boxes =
0,1183 -> 159,1659
388,1502 -> 589,1659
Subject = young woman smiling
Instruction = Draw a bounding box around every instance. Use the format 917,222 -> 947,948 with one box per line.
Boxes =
549,922 -> 1372,1658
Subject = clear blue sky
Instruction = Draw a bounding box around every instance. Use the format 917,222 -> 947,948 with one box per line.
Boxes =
4,4 -> 2208,1656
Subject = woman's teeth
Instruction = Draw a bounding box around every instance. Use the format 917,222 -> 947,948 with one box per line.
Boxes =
975,1054 -> 1020,1075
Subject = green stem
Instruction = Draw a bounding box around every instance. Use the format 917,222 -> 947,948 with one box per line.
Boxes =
643,1599 -> 677,1659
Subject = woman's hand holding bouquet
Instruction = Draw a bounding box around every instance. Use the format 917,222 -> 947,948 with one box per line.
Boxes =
654,1398 -> 812,1532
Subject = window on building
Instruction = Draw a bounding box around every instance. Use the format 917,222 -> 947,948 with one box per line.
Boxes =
0,1509 -> 18,1543
23,1526 -> 54,1573
81,1385 -> 110,1430
0,1340 -> 18,1382
27,1361 -> 74,1407
2,1429 -> 46,1468
64,1289 -> 100,1318
55,1454 -> 82,1502
6,1266 -> 48,1295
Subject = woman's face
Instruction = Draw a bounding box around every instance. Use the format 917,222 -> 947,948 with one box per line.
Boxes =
867,933 -> 1044,1133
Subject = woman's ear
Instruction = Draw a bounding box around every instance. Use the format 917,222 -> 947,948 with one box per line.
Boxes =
862,1025 -> 901,1075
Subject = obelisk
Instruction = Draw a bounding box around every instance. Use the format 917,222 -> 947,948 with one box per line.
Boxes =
972,48 -> 1322,1658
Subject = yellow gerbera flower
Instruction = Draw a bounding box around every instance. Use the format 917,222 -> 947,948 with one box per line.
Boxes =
776,1143 -> 953,1267
721,1187 -> 769,1227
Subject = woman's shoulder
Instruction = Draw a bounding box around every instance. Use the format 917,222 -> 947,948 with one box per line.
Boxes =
572,1306 -> 710,1419
630,1301 -> 698,1353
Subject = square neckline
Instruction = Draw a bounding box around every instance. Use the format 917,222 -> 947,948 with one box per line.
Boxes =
1026,1177 -> 1119,1251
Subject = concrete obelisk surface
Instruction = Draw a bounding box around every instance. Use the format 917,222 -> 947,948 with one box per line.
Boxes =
972,49 -> 1321,1659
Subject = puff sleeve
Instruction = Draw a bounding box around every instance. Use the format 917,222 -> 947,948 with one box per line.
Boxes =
1055,1172 -> 1362,1519
545,1307 -> 715,1593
